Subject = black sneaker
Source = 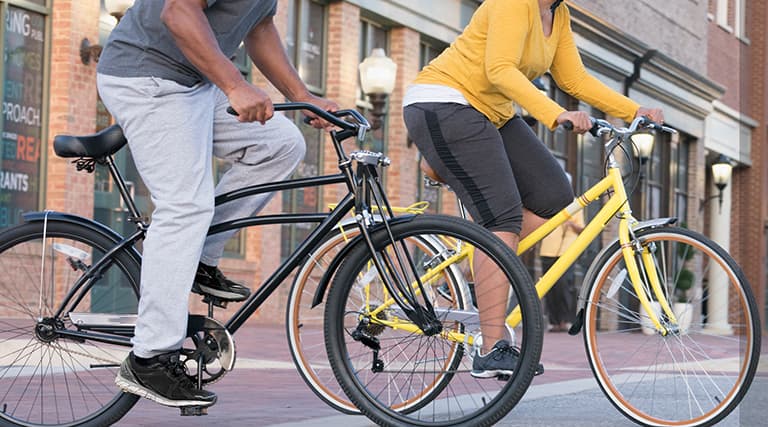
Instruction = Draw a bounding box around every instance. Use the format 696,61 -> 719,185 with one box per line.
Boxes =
115,352 -> 217,407
470,340 -> 544,378
192,263 -> 251,301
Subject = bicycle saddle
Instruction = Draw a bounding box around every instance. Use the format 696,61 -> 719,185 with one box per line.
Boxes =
53,124 -> 128,158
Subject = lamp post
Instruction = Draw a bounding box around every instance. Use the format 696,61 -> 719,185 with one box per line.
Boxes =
81,0 -> 135,64
700,154 -> 733,212
359,48 -> 397,130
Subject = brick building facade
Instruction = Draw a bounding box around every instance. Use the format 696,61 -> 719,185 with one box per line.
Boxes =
0,0 -> 765,327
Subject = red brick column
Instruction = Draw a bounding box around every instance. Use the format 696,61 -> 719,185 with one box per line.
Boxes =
47,0 -> 100,215
323,0 -> 360,203
386,27 -> 420,208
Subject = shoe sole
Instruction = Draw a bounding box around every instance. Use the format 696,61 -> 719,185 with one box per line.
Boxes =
115,369 -> 216,408
192,283 -> 249,301
470,369 -> 515,379
470,366 -> 544,379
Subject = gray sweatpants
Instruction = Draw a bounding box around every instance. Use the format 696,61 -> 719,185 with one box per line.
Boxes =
97,74 -> 305,358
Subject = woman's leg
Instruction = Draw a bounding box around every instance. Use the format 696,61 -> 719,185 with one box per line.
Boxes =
404,104 -> 523,352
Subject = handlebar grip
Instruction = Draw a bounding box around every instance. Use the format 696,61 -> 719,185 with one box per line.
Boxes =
226,103 -> 369,131
562,121 -> 574,131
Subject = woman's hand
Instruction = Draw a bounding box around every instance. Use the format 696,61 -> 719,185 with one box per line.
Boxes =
556,110 -> 591,134
635,107 -> 664,124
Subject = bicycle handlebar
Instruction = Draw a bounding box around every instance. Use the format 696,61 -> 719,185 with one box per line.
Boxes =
227,102 -> 370,132
562,116 -> 676,137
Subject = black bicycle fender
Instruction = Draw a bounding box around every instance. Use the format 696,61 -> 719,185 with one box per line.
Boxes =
22,211 -> 142,261
310,214 -> 419,308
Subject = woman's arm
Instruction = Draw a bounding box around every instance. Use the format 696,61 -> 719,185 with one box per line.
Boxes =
484,1 -> 565,129
549,7 -> 663,124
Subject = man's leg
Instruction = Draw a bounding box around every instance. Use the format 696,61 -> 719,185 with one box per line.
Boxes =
199,88 -> 305,266
97,74 -> 218,407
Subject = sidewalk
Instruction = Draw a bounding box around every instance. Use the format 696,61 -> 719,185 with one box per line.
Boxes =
116,323 -> 768,427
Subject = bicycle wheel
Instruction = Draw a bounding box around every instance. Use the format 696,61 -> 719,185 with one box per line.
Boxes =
325,215 -> 542,427
287,224 -> 467,414
583,226 -> 760,427
0,220 -> 141,427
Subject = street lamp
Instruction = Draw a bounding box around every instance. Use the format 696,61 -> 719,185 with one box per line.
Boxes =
700,154 -> 733,212
631,131 -> 655,166
359,48 -> 397,130
81,0 -> 135,64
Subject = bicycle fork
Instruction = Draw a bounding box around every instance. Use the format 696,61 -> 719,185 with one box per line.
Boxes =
618,218 -> 679,335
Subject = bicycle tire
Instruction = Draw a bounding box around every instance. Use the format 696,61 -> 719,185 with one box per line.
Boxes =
0,220 -> 141,427
286,224 -> 468,414
324,215 -> 542,427
583,226 -> 761,427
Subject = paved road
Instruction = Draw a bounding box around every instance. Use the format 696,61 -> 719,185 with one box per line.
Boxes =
116,324 -> 767,426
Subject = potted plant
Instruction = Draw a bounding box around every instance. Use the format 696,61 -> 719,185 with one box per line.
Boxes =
673,267 -> 695,333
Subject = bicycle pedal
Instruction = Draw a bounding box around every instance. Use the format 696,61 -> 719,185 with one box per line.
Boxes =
180,405 -> 209,416
496,374 -> 511,381
202,294 -> 228,309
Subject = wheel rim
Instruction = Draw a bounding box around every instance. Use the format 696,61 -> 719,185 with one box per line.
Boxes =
0,230 -> 139,426
327,220 -> 539,426
287,231 -> 360,413
585,230 -> 757,426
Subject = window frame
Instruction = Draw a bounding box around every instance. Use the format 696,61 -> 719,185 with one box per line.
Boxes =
0,0 -> 52,227
281,0 -> 328,258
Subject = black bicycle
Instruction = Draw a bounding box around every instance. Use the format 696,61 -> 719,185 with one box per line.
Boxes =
0,103 -> 542,427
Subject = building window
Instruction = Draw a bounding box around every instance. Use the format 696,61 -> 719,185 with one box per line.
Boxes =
734,0 -> 747,40
672,135 -> 690,224
1,0 -> 50,228
281,0 -> 327,258
716,0 -> 732,31
285,0 -> 325,93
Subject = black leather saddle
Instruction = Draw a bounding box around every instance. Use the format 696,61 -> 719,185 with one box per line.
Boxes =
53,124 -> 127,159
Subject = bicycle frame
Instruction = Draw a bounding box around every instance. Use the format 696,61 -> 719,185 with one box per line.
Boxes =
50,103 -> 443,347
367,118 -> 680,343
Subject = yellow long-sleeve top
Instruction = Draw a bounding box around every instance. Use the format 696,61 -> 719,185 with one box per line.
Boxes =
414,0 -> 640,129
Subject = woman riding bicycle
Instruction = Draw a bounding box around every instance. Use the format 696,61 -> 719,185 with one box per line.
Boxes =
403,0 -> 664,377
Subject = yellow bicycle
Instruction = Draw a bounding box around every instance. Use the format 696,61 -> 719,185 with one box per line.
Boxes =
294,116 -> 761,427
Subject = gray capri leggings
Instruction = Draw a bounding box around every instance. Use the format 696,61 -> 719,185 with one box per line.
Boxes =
404,102 -> 573,235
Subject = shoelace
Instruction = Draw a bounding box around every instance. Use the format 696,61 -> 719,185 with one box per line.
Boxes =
160,354 -> 197,388
489,345 -> 520,362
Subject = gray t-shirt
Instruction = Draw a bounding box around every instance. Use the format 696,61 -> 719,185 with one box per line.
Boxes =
97,0 -> 277,87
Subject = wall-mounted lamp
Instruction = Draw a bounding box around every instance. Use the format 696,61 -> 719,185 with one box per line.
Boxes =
81,0 -> 135,65
359,48 -> 397,130
700,154 -> 733,212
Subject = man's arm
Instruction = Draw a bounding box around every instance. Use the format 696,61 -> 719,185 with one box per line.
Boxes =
244,16 -> 337,126
161,0 -> 272,123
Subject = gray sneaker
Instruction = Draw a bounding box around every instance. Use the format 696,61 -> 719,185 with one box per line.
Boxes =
470,340 -> 544,378
115,351 -> 217,407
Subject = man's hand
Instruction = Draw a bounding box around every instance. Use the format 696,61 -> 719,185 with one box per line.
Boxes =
635,107 -> 664,124
295,93 -> 339,130
227,81 -> 274,124
556,110 -> 591,134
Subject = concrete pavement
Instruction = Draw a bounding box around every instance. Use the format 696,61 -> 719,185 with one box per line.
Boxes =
116,323 -> 768,427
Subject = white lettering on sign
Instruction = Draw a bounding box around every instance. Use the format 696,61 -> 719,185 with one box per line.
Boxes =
2,102 -> 41,127
0,171 -> 29,192
5,9 -> 43,41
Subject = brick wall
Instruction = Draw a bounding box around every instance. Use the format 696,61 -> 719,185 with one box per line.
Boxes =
47,0 -> 100,216
733,0 -> 767,326
571,0 -> 709,74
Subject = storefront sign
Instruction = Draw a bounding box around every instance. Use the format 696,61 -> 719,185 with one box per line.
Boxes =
1,6 -> 45,227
